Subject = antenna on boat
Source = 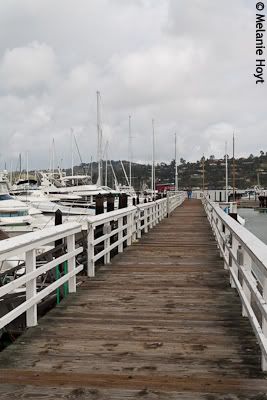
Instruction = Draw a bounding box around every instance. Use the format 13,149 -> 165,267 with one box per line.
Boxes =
232,132 -> 235,201
152,119 -> 155,196
225,141 -> 228,202
175,133 -> 178,192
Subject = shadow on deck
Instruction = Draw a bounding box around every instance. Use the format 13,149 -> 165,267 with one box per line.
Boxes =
0,199 -> 267,399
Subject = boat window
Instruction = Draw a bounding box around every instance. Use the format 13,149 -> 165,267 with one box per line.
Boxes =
0,194 -> 13,200
0,210 -> 28,217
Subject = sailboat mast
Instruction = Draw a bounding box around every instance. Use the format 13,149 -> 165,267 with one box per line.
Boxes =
26,151 -> 29,182
129,115 -> 132,187
90,155 -> 93,181
232,133 -> 235,201
96,91 -> 102,186
71,129 -> 74,177
52,138 -> 55,177
225,141 -> 228,202
10,161 -> 13,186
151,119 -> 155,196
19,153 -> 22,175
104,141 -> 109,187
175,133 -> 178,192
202,155 -> 205,192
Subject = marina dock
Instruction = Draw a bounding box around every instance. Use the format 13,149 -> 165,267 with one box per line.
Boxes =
0,199 -> 267,398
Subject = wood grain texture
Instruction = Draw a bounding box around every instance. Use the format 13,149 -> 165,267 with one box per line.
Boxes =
0,199 -> 267,399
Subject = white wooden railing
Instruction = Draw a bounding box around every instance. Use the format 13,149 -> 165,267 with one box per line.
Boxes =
87,193 -> 186,277
203,196 -> 267,370
0,222 -> 83,330
167,191 -> 186,214
0,193 -> 186,333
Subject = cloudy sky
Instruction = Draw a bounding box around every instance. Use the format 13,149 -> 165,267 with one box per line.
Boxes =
0,0 -> 266,170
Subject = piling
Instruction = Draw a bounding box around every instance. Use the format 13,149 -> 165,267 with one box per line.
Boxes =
119,193 -> 128,209
106,193 -> 115,212
259,196 -> 267,208
95,194 -> 104,215
55,209 -> 63,247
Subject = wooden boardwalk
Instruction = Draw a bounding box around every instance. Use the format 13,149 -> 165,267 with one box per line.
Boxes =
0,199 -> 267,399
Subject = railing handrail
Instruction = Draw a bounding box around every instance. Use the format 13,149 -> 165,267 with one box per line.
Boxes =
0,222 -> 83,331
87,193 -> 186,277
88,206 -> 136,226
0,222 -> 82,261
204,197 -> 267,277
203,195 -> 267,370
136,199 -> 163,210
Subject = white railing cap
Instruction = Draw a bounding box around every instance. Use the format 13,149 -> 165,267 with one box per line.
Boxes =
0,222 -> 82,261
137,201 -> 158,210
88,206 -> 137,225
206,198 -> 267,274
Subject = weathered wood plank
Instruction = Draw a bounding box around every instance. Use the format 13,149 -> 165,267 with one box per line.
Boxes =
0,199 -> 266,398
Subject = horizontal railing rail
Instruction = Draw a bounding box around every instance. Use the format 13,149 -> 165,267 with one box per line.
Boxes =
87,193 -> 186,277
0,193 -> 186,333
203,196 -> 267,370
0,222 -> 83,330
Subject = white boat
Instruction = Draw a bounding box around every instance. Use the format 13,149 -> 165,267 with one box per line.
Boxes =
30,201 -> 95,216
0,181 -> 33,227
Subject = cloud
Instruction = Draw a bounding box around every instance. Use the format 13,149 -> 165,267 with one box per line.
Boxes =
0,42 -> 58,91
0,0 -> 266,172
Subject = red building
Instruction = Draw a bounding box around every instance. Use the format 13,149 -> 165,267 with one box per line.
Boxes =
156,183 -> 175,192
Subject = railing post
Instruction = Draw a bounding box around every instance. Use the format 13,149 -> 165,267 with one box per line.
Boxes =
241,251 -> 252,318
127,213 -> 132,246
67,233 -> 76,293
137,208 -> 142,239
148,206 -> 152,229
230,236 -> 239,289
132,210 -> 137,241
154,203 -> 158,225
87,223 -> 95,277
167,192 -> 170,217
26,249 -> 37,327
262,278 -> 267,370
104,235 -> 110,264
118,217 -> 123,252
103,223 -> 111,264
144,208 -> 148,233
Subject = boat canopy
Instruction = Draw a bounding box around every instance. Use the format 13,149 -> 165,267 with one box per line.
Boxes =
0,182 -> 9,195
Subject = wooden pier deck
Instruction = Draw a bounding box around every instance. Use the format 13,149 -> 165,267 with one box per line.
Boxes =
0,199 -> 267,399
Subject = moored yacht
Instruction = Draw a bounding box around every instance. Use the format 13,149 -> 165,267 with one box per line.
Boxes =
0,180 -> 33,228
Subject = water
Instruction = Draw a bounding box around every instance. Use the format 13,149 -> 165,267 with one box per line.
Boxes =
237,208 -> 267,284
238,208 -> 267,245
